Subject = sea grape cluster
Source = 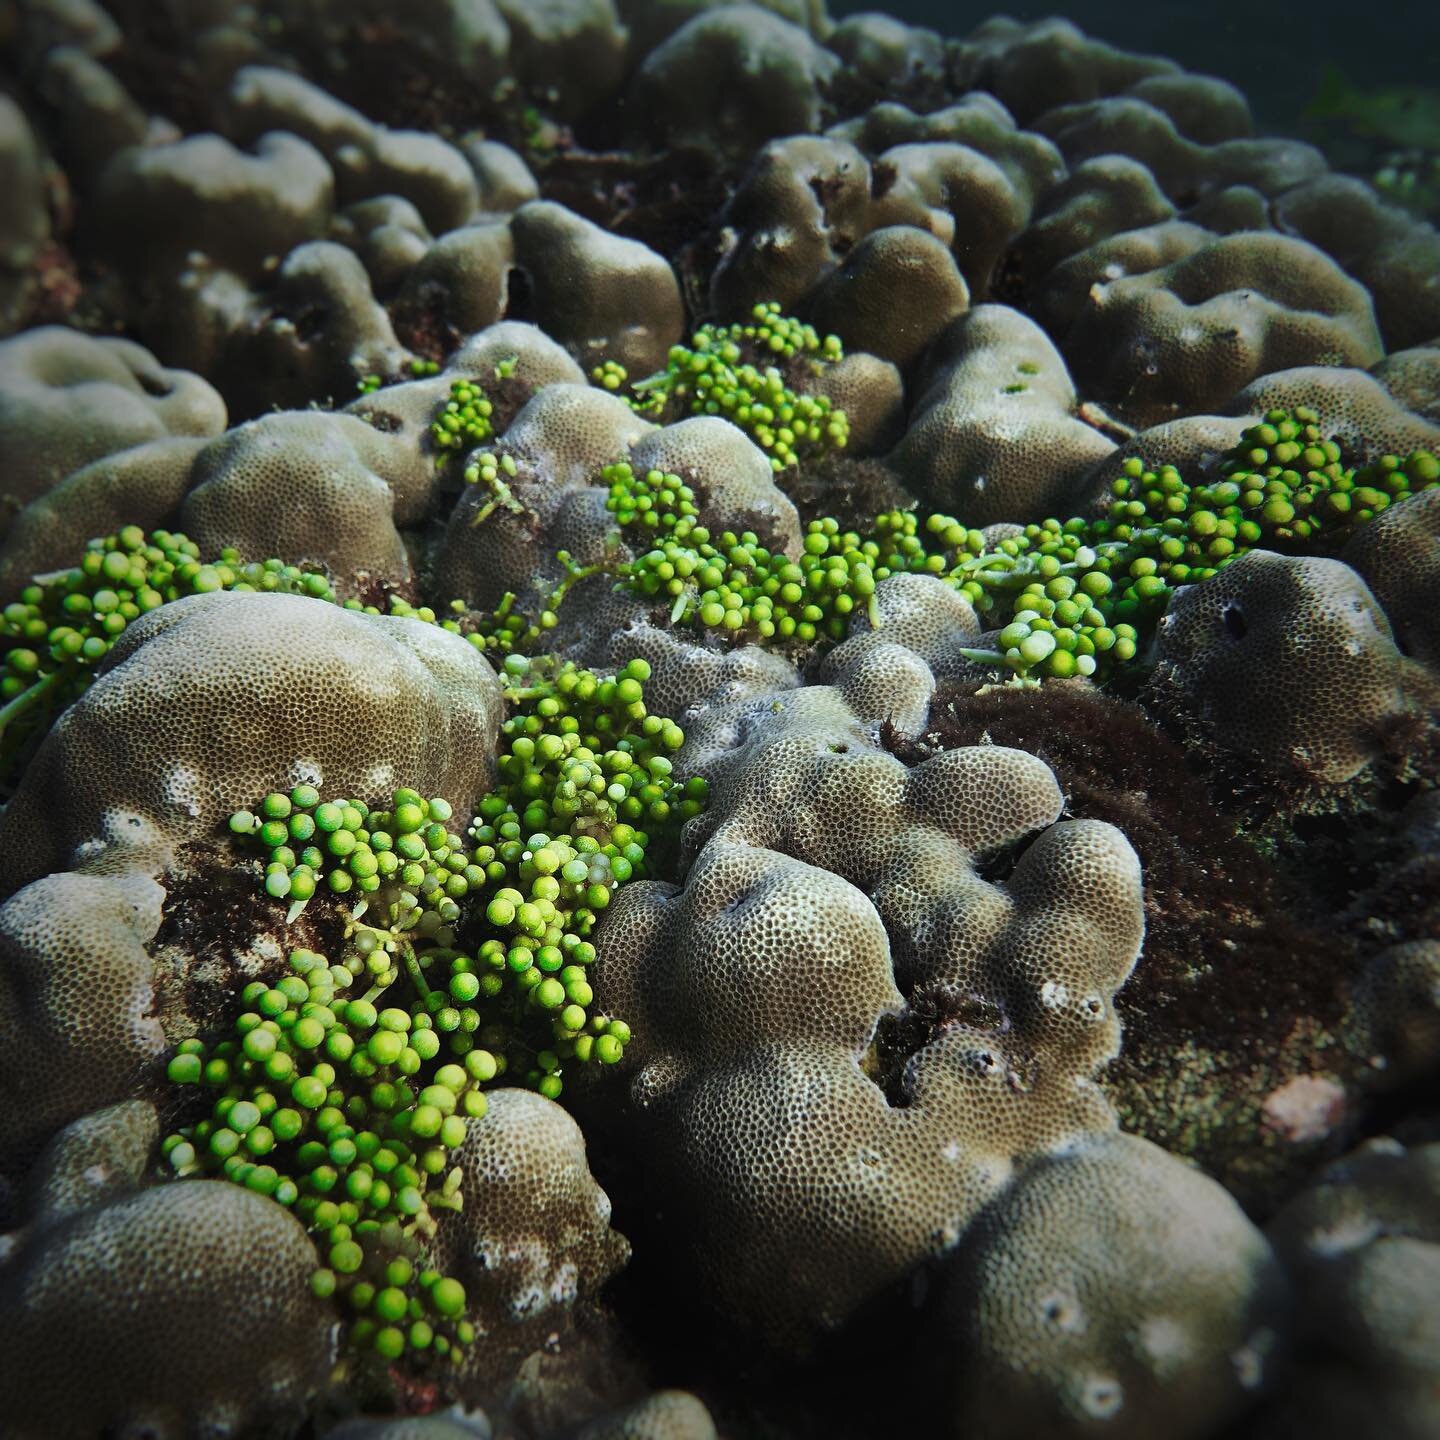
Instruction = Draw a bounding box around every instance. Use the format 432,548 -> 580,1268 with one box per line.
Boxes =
1167,410 -> 1437,546
607,459 -> 941,643
163,938 -> 483,1368
226,785 -> 473,926
906,417 -> 1433,680
218,658 -> 701,1099
0,521 -> 613,794
160,658 -> 703,1365
160,659 -> 699,1365
626,302 -> 850,470
458,448 -> 523,527
601,412 -> 1440,682
602,460 -> 1136,672
359,357 -> 440,395
0,527 -> 478,794
591,359 -> 629,392
5,416 -> 1435,800
430,377 -> 496,459
0,528 -> 338,789
487,653 -> 707,887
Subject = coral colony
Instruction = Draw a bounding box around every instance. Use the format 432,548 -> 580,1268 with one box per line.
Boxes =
0,4 -> 1438,1440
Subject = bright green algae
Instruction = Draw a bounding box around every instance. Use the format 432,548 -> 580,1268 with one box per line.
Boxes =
162,657 -> 703,1368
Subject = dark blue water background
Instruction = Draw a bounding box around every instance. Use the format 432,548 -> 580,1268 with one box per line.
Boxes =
831,1 -> 1440,136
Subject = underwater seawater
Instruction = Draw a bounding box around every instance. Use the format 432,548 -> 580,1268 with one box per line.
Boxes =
0,1 -> 1437,1437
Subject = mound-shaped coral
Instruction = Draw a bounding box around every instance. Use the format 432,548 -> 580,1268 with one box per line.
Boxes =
435,383 -> 655,609
591,645 -> 1147,1347
938,1131 -> 1288,1440
630,6 -> 840,157
180,410 -> 429,590
0,94 -> 51,334
1344,484 -> 1440,668
0,872 -> 165,1157
888,304 -> 1115,524
807,225 -> 970,368
1032,93 -> 1324,203
710,108 -> 1059,323
0,437 -> 206,593
949,17 -> 1177,124
511,203 -> 685,378
1151,550 -> 1437,782
574,1391 -> 719,1440
201,240 -> 412,418
321,1412 -> 490,1440
1266,1138 -> 1440,1440
0,327 -> 225,520
1272,175 -> 1440,352
91,130 -> 334,281
0,591 -> 504,893
0,1102 -> 334,1440
597,834 -> 1102,1346
426,1088 -> 629,1368
1057,233 -> 1384,426
4,5 -> 1440,1438
220,65 -> 480,235
1344,940 -> 1440,1089
435,386 -> 802,615
1372,346 -> 1440,423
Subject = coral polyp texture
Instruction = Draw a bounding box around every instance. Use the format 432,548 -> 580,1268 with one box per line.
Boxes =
1,2 -> 1437,1438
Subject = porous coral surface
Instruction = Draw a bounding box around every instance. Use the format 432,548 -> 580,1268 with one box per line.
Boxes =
0,3 -> 1437,1439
